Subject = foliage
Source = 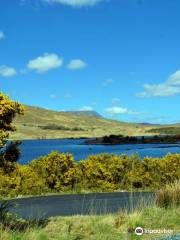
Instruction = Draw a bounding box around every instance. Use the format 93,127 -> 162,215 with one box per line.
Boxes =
78,154 -> 138,191
156,182 -> 180,208
0,165 -> 46,197
30,151 -> 78,191
0,141 -> 22,173
0,206 -> 180,240
0,201 -> 15,223
0,92 -> 24,171
86,134 -> 180,144
0,170 -> 14,197
11,164 -> 47,195
38,124 -> 85,131
0,152 -> 180,197
0,92 -> 24,147
0,200 -> 49,232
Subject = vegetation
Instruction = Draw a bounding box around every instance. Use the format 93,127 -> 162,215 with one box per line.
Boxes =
0,200 -> 48,232
1,183 -> 179,239
0,203 -> 179,239
147,126 -> 180,135
38,124 -> 85,131
0,92 -> 23,147
156,181 -> 180,208
10,105 -> 161,140
0,92 -> 24,171
0,182 -> 180,239
0,152 -> 180,197
85,134 -> 180,145
1,92 -> 180,239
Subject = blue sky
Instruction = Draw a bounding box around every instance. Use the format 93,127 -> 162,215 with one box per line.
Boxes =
0,0 -> 180,124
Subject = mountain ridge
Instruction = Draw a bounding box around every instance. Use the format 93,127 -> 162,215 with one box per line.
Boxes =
64,110 -> 102,118
10,105 -> 179,140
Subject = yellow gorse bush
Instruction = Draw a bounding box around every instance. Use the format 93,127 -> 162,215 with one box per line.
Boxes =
0,92 -> 24,147
0,152 -> 180,197
30,151 -> 77,191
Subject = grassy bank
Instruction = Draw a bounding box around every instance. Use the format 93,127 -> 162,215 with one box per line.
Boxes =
0,181 -> 179,240
0,206 -> 179,240
1,183 -> 180,240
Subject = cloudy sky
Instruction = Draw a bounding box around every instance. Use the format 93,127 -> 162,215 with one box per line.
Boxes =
0,0 -> 180,124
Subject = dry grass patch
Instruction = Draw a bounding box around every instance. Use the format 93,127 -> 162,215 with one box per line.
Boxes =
156,182 -> 180,208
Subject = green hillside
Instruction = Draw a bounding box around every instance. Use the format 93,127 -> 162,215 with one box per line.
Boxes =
10,105 -> 157,140
147,126 -> 180,135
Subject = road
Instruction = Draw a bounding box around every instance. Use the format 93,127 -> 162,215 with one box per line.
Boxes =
7,192 -> 154,219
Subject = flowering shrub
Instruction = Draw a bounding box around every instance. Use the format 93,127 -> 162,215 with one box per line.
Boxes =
0,152 -> 179,197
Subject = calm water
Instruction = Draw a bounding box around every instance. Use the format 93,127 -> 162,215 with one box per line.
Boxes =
18,139 -> 180,164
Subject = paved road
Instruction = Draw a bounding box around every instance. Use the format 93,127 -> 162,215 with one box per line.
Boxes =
7,192 -> 154,219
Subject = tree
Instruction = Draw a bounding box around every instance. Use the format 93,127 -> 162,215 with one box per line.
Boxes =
0,92 -> 24,169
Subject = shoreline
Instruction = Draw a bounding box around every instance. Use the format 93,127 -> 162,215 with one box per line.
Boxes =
85,134 -> 180,145
2,190 -> 155,201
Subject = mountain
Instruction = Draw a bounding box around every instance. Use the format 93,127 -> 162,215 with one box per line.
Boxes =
10,105 -> 174,140
65,111 -> 102,118
138,123 -> 162,126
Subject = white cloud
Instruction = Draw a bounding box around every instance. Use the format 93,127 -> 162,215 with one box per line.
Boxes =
105,106 -> 129,115
103,79 -> 113,86
79,106 -> 93,111
67,59 -> 86,70
105,106 -> 140,115
27,53 -> 63,73
0,65 -> 17,77
44,0 -> 103,7
0,31 -> 5,40
137,70 -> 180,97
168,70 -> 180,85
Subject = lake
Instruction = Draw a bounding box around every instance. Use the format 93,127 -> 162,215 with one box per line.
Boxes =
18,139 -> 180,164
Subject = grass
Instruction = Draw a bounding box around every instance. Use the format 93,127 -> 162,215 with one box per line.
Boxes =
10,105 -> 159,140
0,206 -> 179,240
0,177 -> 179,239
156,181 -> 180,208
147,126 -> 180,135
1,183 -> 180,240
1,165 -> 180,240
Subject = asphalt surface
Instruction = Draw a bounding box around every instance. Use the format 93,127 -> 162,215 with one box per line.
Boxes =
7,192 -> 154,219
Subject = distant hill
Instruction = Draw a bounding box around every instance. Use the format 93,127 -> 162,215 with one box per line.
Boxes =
147,126 -> 180,135
65,111 -> 102,118
10,105 -> 158,140
139,123 -> 161,126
